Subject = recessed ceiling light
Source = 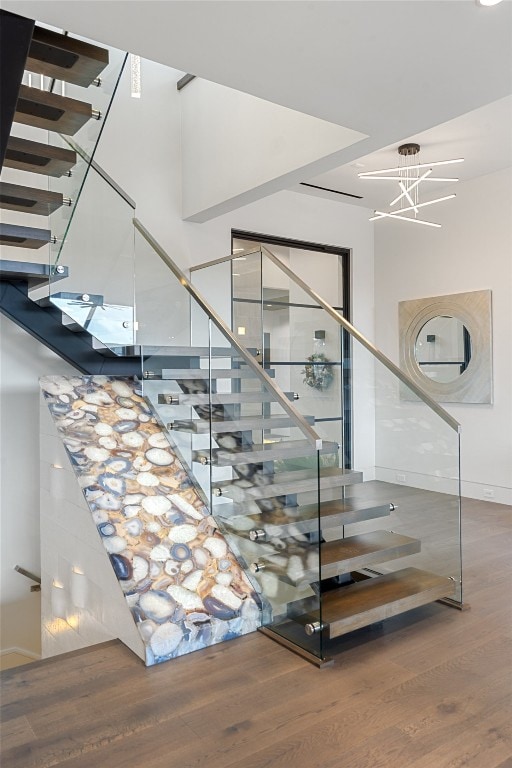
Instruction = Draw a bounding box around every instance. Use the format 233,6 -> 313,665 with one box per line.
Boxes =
477,0 -> 504,6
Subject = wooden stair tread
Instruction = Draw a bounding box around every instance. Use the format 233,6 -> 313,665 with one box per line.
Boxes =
159,368 -> 275,380
305,568 -> 454,639
296,499 -> 392,531
0,223 -> 51,250
158,390 -> 295,406
0,181 -> 64,215
169,413 -> 313,434
320,530 -> 420,576
218,499 -> 391,537
141,345 -> 258,357
4,136 -> 77,177
26,26 -> 109,87
215,467 -> 363,500
15,85 -> 93,135
195,438 -> 338,466
258,530 -> 419,584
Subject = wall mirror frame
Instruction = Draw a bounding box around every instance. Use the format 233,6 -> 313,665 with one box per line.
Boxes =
399,289 -> 493,404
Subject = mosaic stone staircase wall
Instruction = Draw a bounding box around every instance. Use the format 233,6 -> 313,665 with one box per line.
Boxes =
40,374 -> 261,666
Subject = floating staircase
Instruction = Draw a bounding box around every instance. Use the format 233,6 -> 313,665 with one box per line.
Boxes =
1,19 -> 133,370
0,13 -> 461,667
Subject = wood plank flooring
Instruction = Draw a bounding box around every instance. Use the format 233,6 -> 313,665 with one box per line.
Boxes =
1,491 -> 511,768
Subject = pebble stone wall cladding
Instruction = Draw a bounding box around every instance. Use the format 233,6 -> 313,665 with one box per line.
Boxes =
40,374 -> 262,666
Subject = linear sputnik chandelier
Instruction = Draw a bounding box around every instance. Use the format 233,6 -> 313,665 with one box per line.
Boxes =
359,143 -> 464,228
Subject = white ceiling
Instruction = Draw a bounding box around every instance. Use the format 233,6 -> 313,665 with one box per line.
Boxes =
294,95 -> 512,209
4,0 -> 512,207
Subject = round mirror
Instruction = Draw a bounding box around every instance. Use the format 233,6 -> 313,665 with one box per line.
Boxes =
414,316 -> 471,383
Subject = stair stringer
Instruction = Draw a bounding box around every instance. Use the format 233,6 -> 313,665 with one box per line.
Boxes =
40,374 -> 262,666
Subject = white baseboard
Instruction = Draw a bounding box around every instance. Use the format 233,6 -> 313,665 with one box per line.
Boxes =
0,646 -> 41,660
375,467 -> 512,506
375,467 -> 457,496
460,480 -> 512,506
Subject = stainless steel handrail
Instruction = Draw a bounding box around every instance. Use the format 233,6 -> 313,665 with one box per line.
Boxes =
14,565 -> 41,584
259,245 -> 460,433
15,565 -> 42,592
133,219 -> 323,450
189,246 -> 263,273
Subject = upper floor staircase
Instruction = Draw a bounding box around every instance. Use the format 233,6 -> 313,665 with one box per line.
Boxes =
1,9 -> 126,252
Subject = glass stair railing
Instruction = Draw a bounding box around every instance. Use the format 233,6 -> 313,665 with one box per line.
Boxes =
45,156 -> 136,354
190,245 -> 463,647
133,224 -> 462,664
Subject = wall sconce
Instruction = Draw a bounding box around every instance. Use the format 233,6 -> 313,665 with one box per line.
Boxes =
51,581 -> 67,620
237,326 -> 246,336
71,568 -> 88,609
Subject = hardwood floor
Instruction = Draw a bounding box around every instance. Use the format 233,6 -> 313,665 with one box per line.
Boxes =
1,494 -> 511,768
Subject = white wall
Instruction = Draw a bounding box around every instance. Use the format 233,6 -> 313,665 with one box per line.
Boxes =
180,78 -> 366,222
93,59 -> 183,265
39,403 -> 145,661
374,168 -> 512,504
0,318 -> 77,655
